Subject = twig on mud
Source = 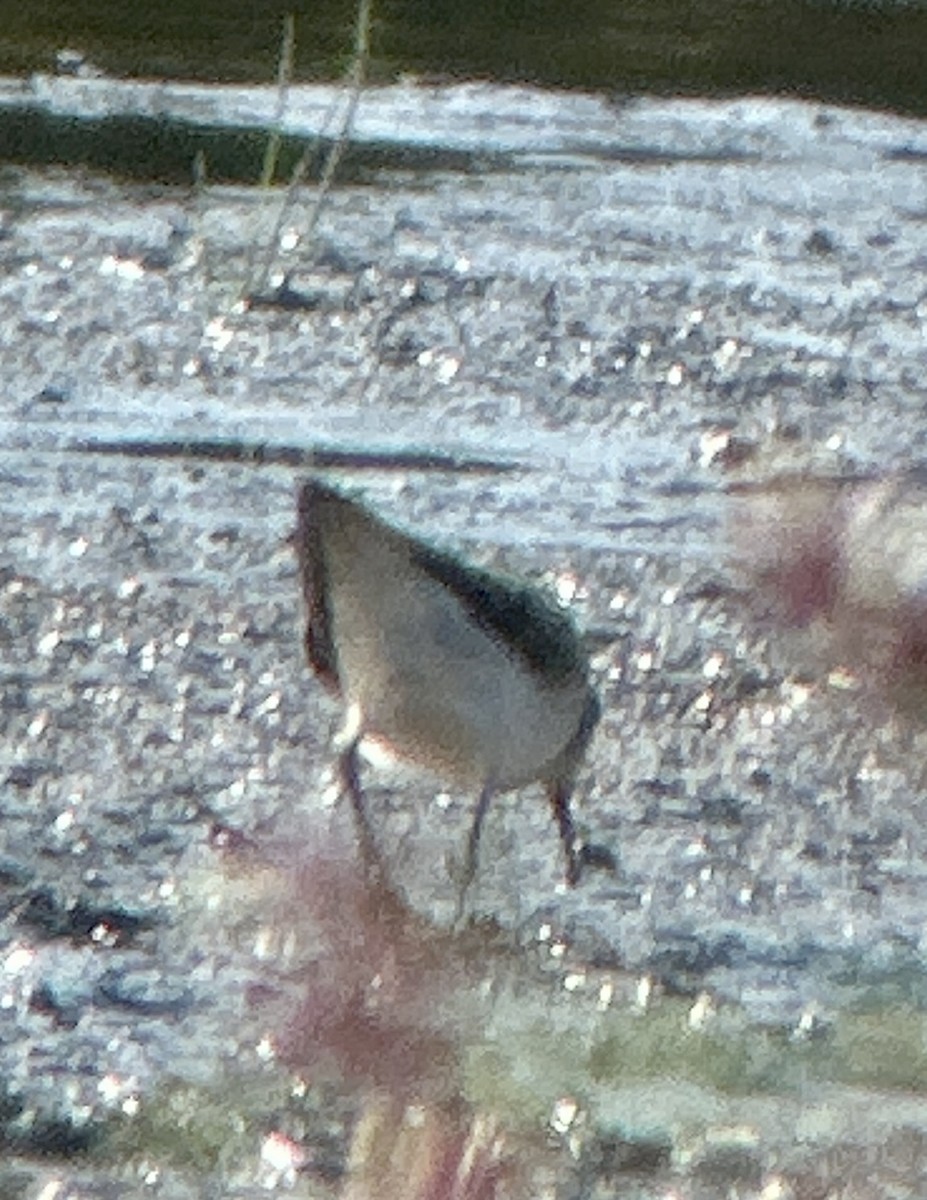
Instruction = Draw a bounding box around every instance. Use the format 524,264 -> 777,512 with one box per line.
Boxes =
68,438 -> 520,476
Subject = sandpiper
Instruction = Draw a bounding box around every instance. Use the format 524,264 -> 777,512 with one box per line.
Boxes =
295,478 -> 608,894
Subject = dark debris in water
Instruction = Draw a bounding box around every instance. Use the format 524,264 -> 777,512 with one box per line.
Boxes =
70,437 -> 519,475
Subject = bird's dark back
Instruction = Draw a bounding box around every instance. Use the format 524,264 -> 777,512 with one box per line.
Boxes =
410,541 -> 587,685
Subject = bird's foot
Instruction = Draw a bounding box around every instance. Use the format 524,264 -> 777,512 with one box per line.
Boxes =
566,839 -> 619,887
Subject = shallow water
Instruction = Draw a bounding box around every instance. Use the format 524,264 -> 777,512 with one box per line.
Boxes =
3,81 -> 927,1196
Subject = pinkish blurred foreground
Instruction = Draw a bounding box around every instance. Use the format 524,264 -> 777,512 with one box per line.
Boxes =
254,850 -> 519,1199
343,1100 -> 506,1200
730,469 -> 927,714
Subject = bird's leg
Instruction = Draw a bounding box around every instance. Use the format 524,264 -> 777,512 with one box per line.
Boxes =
463,783 -> 495,887
548,779 -> 618,887
452,783 -> 495,920
548,779 -> 580,886
333,702 -> 388,882
338,737 -> 385,882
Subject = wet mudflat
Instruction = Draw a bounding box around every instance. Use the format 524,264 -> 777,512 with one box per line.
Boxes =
3,82 -> 927,1196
